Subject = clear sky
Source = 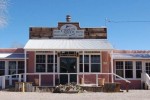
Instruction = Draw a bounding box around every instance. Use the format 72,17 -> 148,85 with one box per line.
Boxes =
0,0 -> 150,50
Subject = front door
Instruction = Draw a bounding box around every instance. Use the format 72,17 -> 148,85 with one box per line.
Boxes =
60,57 -> 77,84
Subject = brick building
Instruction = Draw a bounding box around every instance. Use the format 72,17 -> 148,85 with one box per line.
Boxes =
0,15 -> 150,89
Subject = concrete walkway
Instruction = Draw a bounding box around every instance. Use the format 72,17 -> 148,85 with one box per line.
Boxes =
0,90 -> 150,100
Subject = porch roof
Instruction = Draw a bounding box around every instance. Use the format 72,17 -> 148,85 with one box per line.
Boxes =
24,39 -> 113,51
113,53 -> 150,59
0,53 -> 26,59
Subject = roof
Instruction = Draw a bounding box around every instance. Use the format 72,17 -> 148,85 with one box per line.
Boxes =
0,48 -> 24,53
113,53 -> 150,59
0,53 -> 26,59
24,39 -> 113,51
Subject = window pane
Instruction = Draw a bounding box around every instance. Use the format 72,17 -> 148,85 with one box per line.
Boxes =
125,70 -> 133,78
9,70 -> 16,75
136,70 -> 142,78
79,55 -> 82,63
18,70 -> 24,74
125,61 -> 133,69
84,64 -> 89,72
79,55 -> 89,63
47,55 -> 57,63
18,61 -> 24,69
136,61 -> 142,69
47,55 -> 53,63
36,64 -> 46,72
9,61 -> 16,69
47,64 -> 53,72
91,64 -> 100,72
91,55 -> 100,63
79,64 -> 83,72
36,55 -> 45,63
0,61 -> 5,69
116,70 -> 123,77
0,70 -> 5,76
116,61 -> 123,69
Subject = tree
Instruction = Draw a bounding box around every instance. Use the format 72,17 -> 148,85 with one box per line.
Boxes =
0,0 -> 8,27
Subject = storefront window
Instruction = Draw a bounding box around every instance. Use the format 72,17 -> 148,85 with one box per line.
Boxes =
79,55 -> 89,72
18,61 -> 24,74
91,55 -> 100,72
146,62 -> 150,75
36,54 -> 57,72
116,61 -> 124,78
125,61 -> 133,78
36,64 -> 46,72
136,61 -> 142,78
36,55 -> 46,72
9,61 -> 16,75
0,61 -> 5,76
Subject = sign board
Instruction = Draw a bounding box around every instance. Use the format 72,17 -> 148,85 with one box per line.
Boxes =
53,24 -> 84,38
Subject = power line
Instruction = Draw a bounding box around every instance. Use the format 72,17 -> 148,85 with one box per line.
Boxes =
105,18 -> 150,26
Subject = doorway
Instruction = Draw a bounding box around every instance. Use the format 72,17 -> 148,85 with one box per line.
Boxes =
60,57 -> 77,84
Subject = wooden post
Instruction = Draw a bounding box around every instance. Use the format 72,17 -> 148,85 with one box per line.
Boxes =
39,74 -> 41,86
126,82 -> 129,92
22,82 -> 25,92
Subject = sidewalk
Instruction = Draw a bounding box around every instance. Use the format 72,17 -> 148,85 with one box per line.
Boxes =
0,90 -> 150,100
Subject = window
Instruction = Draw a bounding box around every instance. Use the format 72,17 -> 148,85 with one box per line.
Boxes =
136,61 -> 142,78
91,55 -> 100,72
79,55 -> 101,73
18,61 -> 24,74
146,62 -> 150,75
9,61 -> 16,75
0,61 -> 5,76
36,55 -> 46,72
47,55 -> 57,72
125,61 -> 133,78
79,55 -> 89,72
36,54 -> 57,72
116,61 -> 124,78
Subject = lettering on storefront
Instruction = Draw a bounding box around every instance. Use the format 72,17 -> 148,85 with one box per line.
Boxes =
53,24 -> 84,38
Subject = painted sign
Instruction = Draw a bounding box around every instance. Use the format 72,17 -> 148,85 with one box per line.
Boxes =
53,24 -> 84,38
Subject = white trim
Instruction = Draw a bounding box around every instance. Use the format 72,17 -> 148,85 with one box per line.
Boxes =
111,50 -> 114,83
53,51 -> 55,86
24,50 -> 27,82
83,51 -> 85,84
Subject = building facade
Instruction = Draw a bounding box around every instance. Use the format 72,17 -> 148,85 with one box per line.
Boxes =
0,15 -> 150,89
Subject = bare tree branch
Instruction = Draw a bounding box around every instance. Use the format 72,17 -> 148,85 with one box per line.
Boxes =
0,0 -> 8,27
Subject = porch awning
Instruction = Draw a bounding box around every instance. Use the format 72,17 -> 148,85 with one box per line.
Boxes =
113,53 -> 150,59
24,39 -> 113,51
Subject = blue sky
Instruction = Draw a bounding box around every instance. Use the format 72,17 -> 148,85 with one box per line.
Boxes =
0,0 -> 150,50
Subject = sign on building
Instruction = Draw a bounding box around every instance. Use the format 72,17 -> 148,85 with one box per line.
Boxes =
53,24 -> 84,38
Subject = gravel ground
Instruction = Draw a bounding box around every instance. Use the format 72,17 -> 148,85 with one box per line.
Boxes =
0,90 -> 150,100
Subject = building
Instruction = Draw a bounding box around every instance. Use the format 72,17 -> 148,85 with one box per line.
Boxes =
0,15 -> 150,89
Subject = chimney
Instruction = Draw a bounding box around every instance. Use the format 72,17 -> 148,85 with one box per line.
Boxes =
66,15 -> 71,22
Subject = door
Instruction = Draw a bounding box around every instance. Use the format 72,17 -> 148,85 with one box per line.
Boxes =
60,57 -> 77,84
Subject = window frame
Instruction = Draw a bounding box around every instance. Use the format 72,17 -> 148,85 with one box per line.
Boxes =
35,53 -> 57,73
79,53 -> 101,73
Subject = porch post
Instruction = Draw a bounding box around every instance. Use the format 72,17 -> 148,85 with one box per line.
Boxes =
83,51 -> 85,84
53,51 -> 55,86
24,50 -> 27,82
111,50 -> 114,83
2,76 -> 5,89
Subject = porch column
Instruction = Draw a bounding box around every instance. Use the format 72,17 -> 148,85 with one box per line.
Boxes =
24,50 -> 27,82
53,51 -> 55,86
83,51 -> 85,84
111,50 -> 114,83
